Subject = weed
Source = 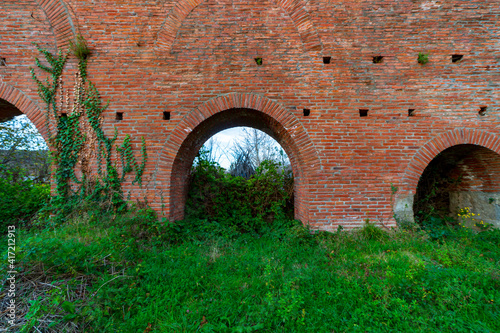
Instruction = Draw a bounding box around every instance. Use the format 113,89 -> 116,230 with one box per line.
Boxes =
390,183 -> 398,195
418,52 -> 429,65
458,206 -> 493,231
69,34 -> 91,61
358,219 -> 389,242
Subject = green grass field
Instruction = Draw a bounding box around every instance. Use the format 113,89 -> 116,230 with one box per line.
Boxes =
2,213 -> 499,332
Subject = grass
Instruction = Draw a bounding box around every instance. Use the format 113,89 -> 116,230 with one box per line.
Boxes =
1,213 -> 500,332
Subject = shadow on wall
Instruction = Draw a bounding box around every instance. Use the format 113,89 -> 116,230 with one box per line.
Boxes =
414,144 -> 500,227
0,99 -> 23,122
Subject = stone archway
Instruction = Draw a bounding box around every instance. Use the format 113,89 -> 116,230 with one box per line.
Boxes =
152,93 -> 321,224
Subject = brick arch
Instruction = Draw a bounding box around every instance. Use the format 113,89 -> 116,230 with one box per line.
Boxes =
153,92 -> 321,223
401,128 -> 500,195
0,82 -> 47,141
156,0 -> 322,52
34,0 -> 76,49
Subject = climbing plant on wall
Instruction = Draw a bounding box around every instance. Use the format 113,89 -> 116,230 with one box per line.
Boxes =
30,38 -> 147,219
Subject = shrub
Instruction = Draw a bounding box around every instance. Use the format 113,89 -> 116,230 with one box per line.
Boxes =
185,154 -> 293,234
0,171 -> 49,231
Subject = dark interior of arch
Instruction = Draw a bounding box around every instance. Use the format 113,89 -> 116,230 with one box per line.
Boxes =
414,144 -> 500,226
0,99 -> 22,122
169,108 -> 303,222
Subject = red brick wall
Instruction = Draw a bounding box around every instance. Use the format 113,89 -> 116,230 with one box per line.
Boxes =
1,0 -> 499,230
445,145 -> 500,193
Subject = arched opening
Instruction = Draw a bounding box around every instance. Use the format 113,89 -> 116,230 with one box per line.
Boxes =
169,108 -> 306,223
184,127 -> 294,228
414,144 -> 500,227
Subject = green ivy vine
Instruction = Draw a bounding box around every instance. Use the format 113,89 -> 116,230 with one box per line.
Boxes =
30,39 -> 147,217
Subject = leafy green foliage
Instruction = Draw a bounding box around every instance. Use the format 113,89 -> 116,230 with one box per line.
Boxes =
117,135 -> 147,185
0,171 -> 49,232
418,52 -> 429,65
185,149 -> 293,234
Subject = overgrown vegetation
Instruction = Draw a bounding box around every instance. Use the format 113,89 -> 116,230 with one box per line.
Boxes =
0,171 -> 49,231
2,210 -> 499,332
0,117 -> 50,232
29,40 -> 146,223
411,146 -> 497,240
185,148 -> 294,235
413,158 -> 461,239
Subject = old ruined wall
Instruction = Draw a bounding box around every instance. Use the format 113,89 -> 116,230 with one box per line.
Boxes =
1,0 -> 499,230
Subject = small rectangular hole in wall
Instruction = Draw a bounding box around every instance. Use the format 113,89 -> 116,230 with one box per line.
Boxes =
452,54 -> 463,63
303,109 -> 310,117
163,111 -> 170,120
323,56 -> 331,64
408,109 -> 415,117
116,112 -> 123,121
0,58 -> 6,66
60,113 -> 67,118
254,57 -> 263,66
359,109 -> 369,117
373,56 -> 384,64
479,106 -> 487,116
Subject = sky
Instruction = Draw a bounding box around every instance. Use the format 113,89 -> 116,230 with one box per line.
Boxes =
200,127 -> 289,169
205,127 -> 248,169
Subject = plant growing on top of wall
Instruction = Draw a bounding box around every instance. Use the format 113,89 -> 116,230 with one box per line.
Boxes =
30,37 -> 147,222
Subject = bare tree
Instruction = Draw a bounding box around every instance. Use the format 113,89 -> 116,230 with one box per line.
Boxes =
192,136 -> 230,167
229,128 -> 290,177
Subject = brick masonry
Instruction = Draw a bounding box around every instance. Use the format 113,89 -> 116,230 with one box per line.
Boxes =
0,0 -> 499,230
